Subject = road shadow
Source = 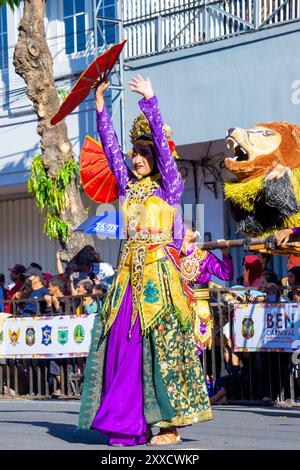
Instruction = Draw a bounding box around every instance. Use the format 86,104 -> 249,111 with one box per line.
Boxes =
0,419 -> 199,448
0,420 -> 108,446
212,405 -> 300,419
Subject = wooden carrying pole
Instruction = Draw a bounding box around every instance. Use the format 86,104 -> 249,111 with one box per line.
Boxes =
198,237 -> 300,256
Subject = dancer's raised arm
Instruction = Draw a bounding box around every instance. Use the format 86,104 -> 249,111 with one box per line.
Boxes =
129,76 -> 184,205
95,79 -> 132,196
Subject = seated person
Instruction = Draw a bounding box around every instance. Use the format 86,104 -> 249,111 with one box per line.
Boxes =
242,255 -> 263,288
29,262 -> 52,287
210,341 -> 242,405
22,267 -> 50,316
76,279 -> 99,315
44,276 -> 66,315
5,264 -> 26,313
93,283 -> 107,310
247,270 -> 280,303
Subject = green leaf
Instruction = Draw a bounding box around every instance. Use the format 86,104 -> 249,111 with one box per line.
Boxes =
0,1 -> 21,12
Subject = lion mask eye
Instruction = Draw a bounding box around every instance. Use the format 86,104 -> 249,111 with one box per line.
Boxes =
262,130 -> 274,137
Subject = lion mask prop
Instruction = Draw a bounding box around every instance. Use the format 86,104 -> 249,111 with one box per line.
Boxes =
224,122 -> 300,236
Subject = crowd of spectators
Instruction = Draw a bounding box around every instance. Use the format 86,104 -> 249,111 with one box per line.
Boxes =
0,246 -> 115,398
0,245 -> 115,317
1,237 -> 300,402
208,245 -> 300,406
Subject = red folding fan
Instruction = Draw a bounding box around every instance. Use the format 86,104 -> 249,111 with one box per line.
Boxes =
80,135 -> 118,203
51,40 -> 126,126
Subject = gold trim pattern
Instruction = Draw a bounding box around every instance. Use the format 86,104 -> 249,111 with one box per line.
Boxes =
181,248 -> 208,283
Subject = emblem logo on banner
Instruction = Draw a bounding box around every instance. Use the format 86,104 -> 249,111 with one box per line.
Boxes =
25,328 -> 35,347
41,325 -> 52,346
242,317 -> 254,340
58,327 -> 69,345
9,329 -> 20,347
74,325 -> 85,344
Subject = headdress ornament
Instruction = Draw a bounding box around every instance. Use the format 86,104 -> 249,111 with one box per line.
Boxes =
129,113 -> 179,158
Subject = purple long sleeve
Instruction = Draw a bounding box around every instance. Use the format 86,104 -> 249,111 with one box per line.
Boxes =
139,96 -> 184,206
185,248 -> 234,284
292,227 -> 300,237
96,97 -> 185,251
200,252 -> 234,283
96,105 -> 133,197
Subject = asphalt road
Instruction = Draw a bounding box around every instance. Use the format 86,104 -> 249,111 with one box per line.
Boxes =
0,400 -> 300,450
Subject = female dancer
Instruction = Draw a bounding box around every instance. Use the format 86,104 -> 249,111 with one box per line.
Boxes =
78,75 -> 212,446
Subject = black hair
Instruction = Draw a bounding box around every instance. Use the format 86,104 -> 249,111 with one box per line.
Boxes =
288,267 -> 300,285
261,270 -> 279,285
71,245 -> 95,267
81,281 -> 94,295
0,273 -> 5,283
30,262 -> 43,271
49,276 -> 65,291
261,253 -> 272,263
94,284 -> 107,294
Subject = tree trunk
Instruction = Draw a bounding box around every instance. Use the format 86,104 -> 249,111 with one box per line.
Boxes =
13,0 -> 94,259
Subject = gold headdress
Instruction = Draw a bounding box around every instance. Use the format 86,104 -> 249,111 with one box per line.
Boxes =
129,113 -> 179,158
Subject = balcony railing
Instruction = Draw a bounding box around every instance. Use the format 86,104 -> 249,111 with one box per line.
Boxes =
122,0 -> 300,59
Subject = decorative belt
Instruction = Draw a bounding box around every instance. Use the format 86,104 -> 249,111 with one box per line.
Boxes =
124,247 -> 167,267
126,229 -> 173,244
117,231 -> 173,337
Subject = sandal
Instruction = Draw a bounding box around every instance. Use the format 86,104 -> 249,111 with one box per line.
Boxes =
149,429 -> 181,446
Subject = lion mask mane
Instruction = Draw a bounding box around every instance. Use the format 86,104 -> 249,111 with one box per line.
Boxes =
224,122 -> 300,236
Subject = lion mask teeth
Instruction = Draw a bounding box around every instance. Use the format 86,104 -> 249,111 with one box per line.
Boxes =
226,136 -> 249,162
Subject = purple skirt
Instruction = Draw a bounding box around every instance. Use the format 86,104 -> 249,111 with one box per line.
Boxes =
92,283 -> 148,446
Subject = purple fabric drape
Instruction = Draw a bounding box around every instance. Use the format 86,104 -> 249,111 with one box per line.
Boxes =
92,283 -> 147,446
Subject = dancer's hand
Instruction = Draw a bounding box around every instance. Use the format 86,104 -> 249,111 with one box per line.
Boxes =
181,229 -> 197,255
275,228 -> 293,246
128,75 -> 154,100
95,75 -> 110,112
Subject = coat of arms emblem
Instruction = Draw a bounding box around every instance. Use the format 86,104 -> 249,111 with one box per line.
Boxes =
74,325 -> 85,344
58,327 -> 68,345
242,317 -> 254,340
25,327 -> 35,347
41,325 -> 52,346
9,329 -> 20,347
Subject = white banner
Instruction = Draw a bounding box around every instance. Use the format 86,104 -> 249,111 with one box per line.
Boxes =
0,314 -> 96,358
234,303 -> 300,352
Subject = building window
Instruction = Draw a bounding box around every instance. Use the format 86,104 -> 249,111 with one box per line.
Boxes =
63,0 -> 86,54
96,0 -> 117,49
0,5 -> 8,70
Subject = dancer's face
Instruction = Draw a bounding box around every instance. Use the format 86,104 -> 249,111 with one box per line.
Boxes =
131,144 -> 154,176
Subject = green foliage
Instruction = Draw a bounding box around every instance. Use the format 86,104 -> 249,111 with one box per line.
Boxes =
28,154 -> 78,242
44,214 -> 71,242
57,87 -> 68,102
0,1 -> 21,11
